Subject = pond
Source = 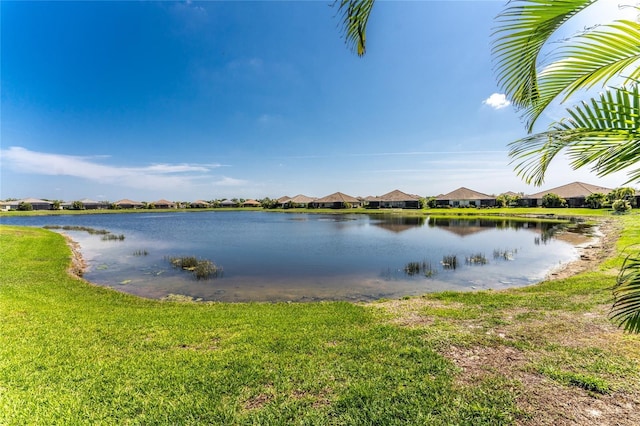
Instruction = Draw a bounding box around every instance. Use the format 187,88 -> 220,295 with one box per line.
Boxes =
0,211 -> 594,302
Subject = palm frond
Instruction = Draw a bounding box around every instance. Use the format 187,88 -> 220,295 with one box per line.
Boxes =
610,253 -> 640,334
526,19 -> 640,129
509,85 -> 640,185
492,0 -> 597,127
335,0 -> 375,57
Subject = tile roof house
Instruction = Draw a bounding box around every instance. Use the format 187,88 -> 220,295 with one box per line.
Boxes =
370,189 -> 421,209
1,198 -> 53,211
282,194 -> 316,208
190,200 -> 210,208
310,192 -> 362,209
114,199 -> 144,209
220,199 -> 238,207
436,187 -> 496,208
241,199 -> 261,207
525,182 -> 613,207
152,199 -> 177,209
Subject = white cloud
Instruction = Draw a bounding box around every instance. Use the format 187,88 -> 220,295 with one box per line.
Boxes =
483,93 -> 511,110
214,176 -> 247,187
0,146 -> 225,191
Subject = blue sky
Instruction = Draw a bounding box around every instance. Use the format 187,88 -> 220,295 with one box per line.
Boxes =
1,0 -> 635,202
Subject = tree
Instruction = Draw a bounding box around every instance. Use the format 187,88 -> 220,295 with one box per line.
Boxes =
541,193 -> 566,208
71,200 -> 85,210
17,202 -> 33,211
585,192 -> 606,209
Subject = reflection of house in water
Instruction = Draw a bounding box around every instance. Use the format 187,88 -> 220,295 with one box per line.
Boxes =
428,218 -> 551,238
371,216 -> 426,233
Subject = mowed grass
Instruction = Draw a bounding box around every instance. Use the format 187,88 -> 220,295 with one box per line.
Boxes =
1,213 -> 639,425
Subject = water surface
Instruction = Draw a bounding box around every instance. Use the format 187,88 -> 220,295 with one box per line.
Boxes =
1,212 -> 591,302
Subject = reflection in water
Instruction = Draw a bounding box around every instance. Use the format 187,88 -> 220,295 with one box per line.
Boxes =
371,215 -> 427,233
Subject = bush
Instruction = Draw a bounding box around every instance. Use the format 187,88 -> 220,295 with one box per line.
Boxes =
612,199 -> 632,213
541,193 -> 566,208
17,202 -> 33,211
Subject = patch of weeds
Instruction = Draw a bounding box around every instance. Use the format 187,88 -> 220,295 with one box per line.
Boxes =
43,225 -> 110,235
539,366 -> 611,394
404,260 -> 437,277
493,248 -> 517,261
465,253 -> 487,265
101,234 -> 125,241
166,256 -> 222,280
442,255 -> 458,270
44,224 -> 125,241
132,249 -> 148,256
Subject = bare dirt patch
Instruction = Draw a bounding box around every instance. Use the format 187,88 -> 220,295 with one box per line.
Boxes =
546,218 -> 621,280
63,233 -> 87,278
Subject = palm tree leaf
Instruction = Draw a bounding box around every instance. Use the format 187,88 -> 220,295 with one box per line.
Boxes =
335,0 -> 375,57
492,0 -> 597,126
526,20 -> 640,129
509,85 -> 640,185
610,253 -> 640,333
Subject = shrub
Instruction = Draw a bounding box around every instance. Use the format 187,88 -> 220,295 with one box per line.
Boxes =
541,193 -> 566,208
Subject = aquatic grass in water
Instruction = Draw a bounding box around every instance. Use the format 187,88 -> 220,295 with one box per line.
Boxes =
166,256 -> 222,280
441,255 -> 458,270
493,248 -> 517,261
44,224 -> 125,241
43,225 -> 110,235
465,253 -> 488,265
404,261 -> 436,277
101,234 -> 125,241
132,249 -> 148,256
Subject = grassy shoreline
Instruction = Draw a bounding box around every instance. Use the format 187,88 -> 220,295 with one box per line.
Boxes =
1,212 -> 639,424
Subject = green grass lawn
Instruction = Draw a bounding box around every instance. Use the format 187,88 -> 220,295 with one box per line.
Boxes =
1,212 -> 639,425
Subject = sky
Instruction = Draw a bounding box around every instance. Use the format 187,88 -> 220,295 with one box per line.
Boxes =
1,0 -> 637,202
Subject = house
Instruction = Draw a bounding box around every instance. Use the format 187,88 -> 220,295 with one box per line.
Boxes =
287,194 -> 316,208
524,182 -> 613,207
277,196 -> 291,208
363,195 -> 382,208
190,200 -> 210,208
114,199 -> 144,209
374,189 -> 421,209
220,199 -> 238,208
242,199 -> 261,208
77,198 -> 109,209
436,187 -> 495,208
310,192 -> 362,209
152,199 -> 177,209
3,198 -> 54,211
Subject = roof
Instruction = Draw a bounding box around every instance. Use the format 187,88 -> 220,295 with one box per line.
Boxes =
527,182 -> 613,199
313,192 -> 360,203
379,189 -> 421,202
192,199 -> 209,204
153,199 -> 175,205
115,199 -> 143,205
242,199 -> 261,205
436,187 -> 493,201
289,194 -> 316,204
78,198 -> 104,204
18,197 -> 52,204
277,196 -> 291,203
